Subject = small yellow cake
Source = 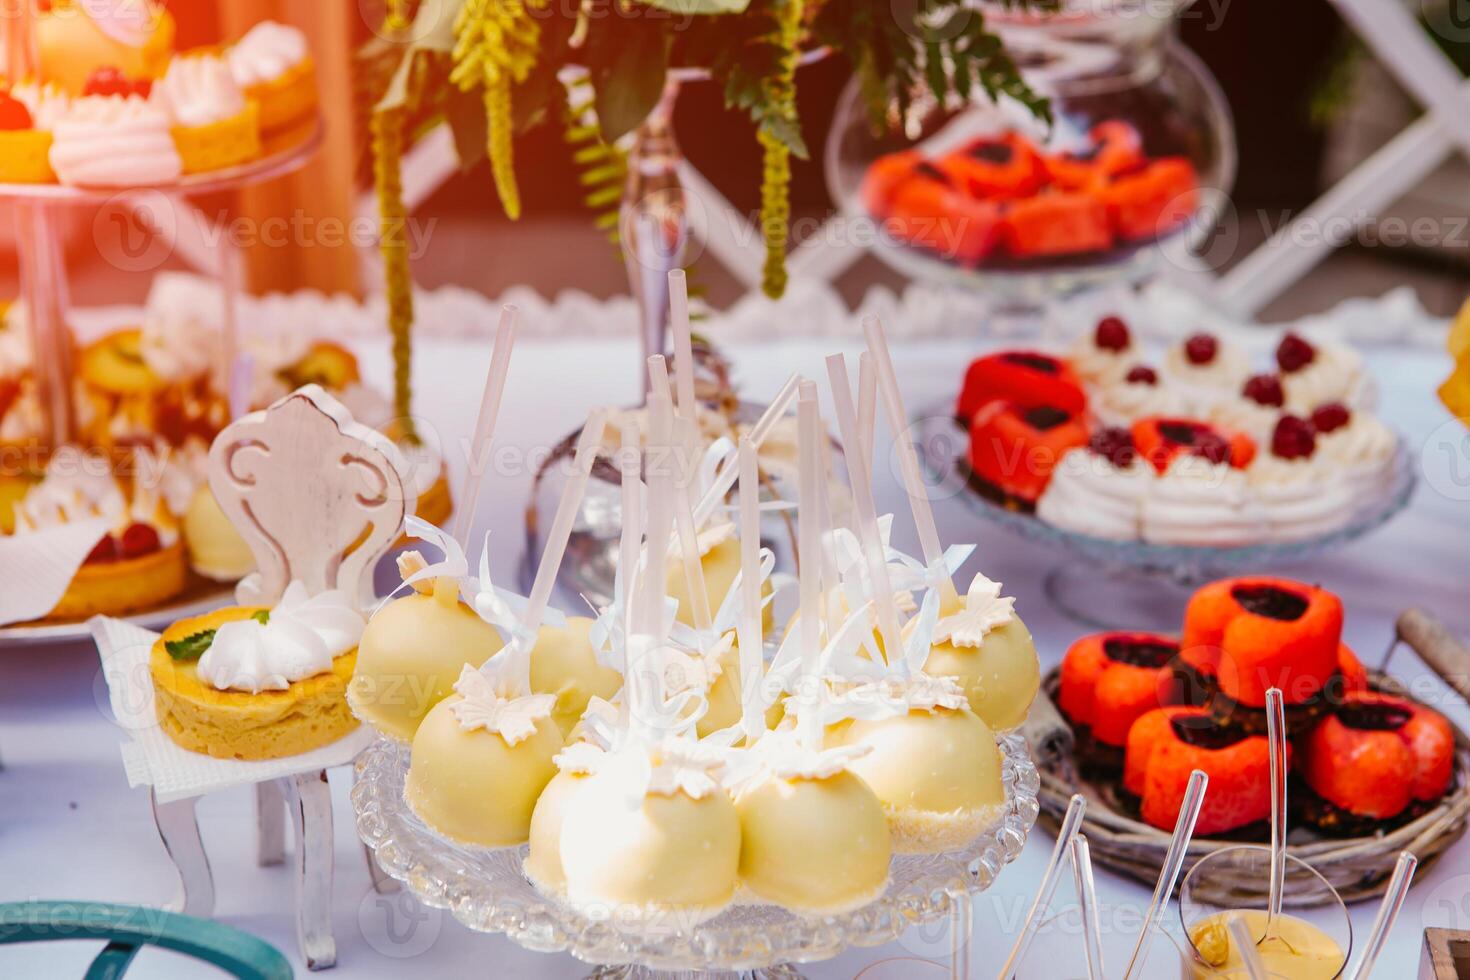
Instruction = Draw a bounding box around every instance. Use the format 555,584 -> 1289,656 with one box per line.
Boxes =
183,485 -> 255,582
247,57 -> 317,133
47,539 -> 187,622
172,99 -> 261,174
528,617 -> 622,736
150,606 -> 359,761
924,616 -> 1040,732
0,130 -> 56,183
525,768 -> 588,895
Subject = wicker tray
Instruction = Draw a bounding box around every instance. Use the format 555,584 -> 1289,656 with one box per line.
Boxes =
1024,608 -> 1470,906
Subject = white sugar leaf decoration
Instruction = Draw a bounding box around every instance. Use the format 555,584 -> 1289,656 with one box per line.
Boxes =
932,573 -> 1015,649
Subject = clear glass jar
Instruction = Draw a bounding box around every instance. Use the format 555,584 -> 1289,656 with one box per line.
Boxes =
826,0 -> 1235,298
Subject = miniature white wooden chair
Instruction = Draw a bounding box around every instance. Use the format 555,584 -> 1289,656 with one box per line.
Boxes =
142,386 -> 410,970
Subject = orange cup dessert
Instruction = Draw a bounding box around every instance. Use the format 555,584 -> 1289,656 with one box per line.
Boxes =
1044,120 -> 1145,189
1300,691 -> 1455,835
968,400 -> 1089,508
956,350 -> 1086,425
1132,417 -> 1256,474
936,133 -> 1046,199
1059,631 -> 1181,771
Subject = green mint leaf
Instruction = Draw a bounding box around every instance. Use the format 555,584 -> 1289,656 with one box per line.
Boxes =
165,629 -> 217,662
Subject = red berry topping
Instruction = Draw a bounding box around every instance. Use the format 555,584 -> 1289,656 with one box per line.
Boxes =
1125,365 -> 1158,385
1194,431 -> 1233,466
119,522 -> 162,559
82,66 -> 150,98
1089,427 -> 1138,468
1184,333 -> 1218,365
0,92 -> 33,131
1271,415 -> 1317,460
1095,316 -> 1131,352
86,535 -> 119,564
1242,374 -> 1284,407
1276,333 -> 1316,373
1311,402 -> 1351,433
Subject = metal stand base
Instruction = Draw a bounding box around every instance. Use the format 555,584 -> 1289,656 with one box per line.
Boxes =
1043,562 -> 1195,631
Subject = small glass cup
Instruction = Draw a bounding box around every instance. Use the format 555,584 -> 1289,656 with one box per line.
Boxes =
1178,846 -> 1353,980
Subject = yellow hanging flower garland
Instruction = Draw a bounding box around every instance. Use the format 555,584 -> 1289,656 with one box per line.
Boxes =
759,0 -> 803,299
451,0 -> 547,220
371,106 -> 419,444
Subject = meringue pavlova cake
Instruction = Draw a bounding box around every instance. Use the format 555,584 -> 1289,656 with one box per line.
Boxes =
150,581 -> 365,760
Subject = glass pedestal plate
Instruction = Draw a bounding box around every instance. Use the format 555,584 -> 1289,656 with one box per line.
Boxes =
912,408 -> 1419,630
351,733 -> 1039,978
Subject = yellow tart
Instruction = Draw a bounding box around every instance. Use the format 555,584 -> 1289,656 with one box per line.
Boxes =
0,130 -> 56,183
150,605 -> 359,761
46,538 -> 187,622
242,56 -> 316,134
172,99 -> 261,175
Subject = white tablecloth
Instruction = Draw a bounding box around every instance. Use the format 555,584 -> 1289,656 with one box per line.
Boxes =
3,336 -> 1467,978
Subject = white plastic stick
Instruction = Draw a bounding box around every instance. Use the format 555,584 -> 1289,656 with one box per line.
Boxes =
1120,768 -> 1208,980
522,407 -> 607,637
1349,851 -> 1417,980
862,315 -> 953,601
1265,688 -> 1288,939
1228,915 -> 1267,980
693,373 -> 801,527
737,438 -> 765,742
639,394 -> 676,638
454,305 -> 519,545
1070,835 -> 1105,980
674,416 -> 713,632
668,269 -> 697,423
796,382 -> 825,749
858,351 -> 878,471
825,354 -> 904,668
647,353 -> 672,401
998,793 -> 1086,979
617,416 -> 642,726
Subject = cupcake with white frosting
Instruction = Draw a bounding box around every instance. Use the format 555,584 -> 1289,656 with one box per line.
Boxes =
1092,364 -> 1188,426
1208,373 -> 1286,445
1162,332 -> 1249,408
1247,415 -> 1354,541
154,53 -> 261,173
227,20 -> 317,135
1140,453 -> 1266,546
49,95 -> 182,187
1069,314 -> 1136,387
1310,403 -> 1397,501
1275,333 -> 1367,413
1036,427 -> 1151,540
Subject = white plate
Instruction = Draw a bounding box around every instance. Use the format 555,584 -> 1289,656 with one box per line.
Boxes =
0,577 -> 235,648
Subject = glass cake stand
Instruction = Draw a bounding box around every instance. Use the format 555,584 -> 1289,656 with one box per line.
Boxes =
351,732 -> 1038,978
913,408 -> 1419,630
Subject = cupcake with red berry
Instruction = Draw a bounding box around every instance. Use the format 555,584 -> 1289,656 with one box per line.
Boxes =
154,53 -> 261,174
0,83 -> 67,184
1091,364 -> 1188,426
1275,332 -> 1367,413
1068,314 -> 1137,387
1036,426 -> 1151,540
1208,373 -> 1287,444
1311,401 -> 1397,499
49,69 -> 182,187
1247,415 -> 1354,541
1161,332 -> 1249,403
1300,691 -> 1455,836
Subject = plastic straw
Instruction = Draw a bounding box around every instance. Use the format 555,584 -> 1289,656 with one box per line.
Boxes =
1120,768 -> 1208,980
647,353 -> 672,401
522,407 -> 607,637
616,416 -> 642,726
795,382 -> 825,749
1349,851 -> 1417,980
862,315 -> 953,602
453,305 -> 520,544
668,269 -> 697,423
649,356 -> 712,632
638,394 -> 676,638
1070,835 -> 1105,980
998,793 -> 1087,979
1265,688 -> 1288,939
693,374 -> 801,527
737,438 -> 765,742
858,351 -> 877,468
1228,915 -> 1267,980
825,354 -> 904,668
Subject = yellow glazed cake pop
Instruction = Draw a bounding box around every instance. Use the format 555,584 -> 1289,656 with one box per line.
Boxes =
183,483 -> 255,581
731,732 -> 891,914
524,766 -> 588,896
921,574 -> 1039,732
528,616 -> 622,736
830,680 -> 1006,854
348,567 -> 503,742
558,742 -> 741,923
405,660 -> 563,847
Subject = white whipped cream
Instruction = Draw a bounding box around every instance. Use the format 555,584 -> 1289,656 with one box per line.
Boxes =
1281,343 -> 1365,413
1037,447 -> 1151,540
1317,413 -> 1396,499
141,300 -> 217,383
1247,454 -> 1353,540
1068,333 -> 1132,387
1140,455 -> 1266,546
0,387 -> 43,443
1162,338 -> 1249,397
155,53 -> 246,128
1207,396 -> 1282,445
0,302 -> 32,378
49,95 -> 182,187
13,452 -> 126,534
9,81 -> 70,130
1091,372 -> 1188,427
196,581 -> 364,694
227,21 -> 309,88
